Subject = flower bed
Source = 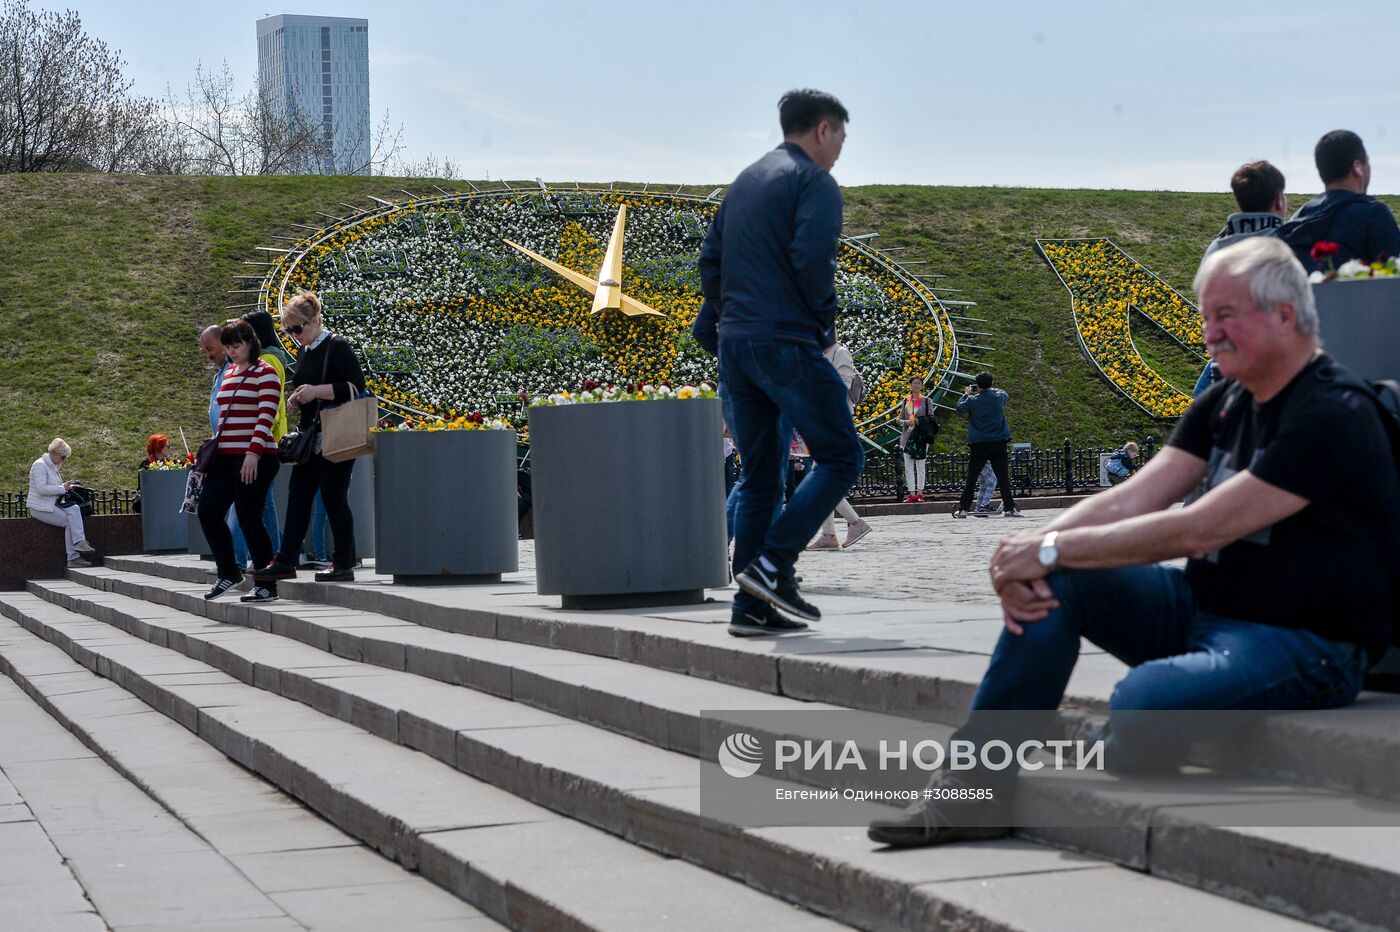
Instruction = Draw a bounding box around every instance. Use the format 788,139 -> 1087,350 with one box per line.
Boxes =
259,189 -> 959,434
1037,238 -> 1204,418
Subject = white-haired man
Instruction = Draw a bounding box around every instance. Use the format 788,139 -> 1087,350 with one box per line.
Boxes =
870,236 -> 1400,847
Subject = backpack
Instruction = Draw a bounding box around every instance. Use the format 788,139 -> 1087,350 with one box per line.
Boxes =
1328,371 -> 1400,645
848,370 -> 866,408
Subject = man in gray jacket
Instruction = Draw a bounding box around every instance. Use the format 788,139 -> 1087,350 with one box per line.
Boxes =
953,373 -> 1021,518
1203,160 -> 1286,260
1197,161 -> 1288,395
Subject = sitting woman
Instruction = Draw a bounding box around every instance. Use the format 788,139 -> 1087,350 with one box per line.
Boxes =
197,319 -> 283,602
1106,441 -> 1140,486
28,438 -> 97,568
134,433 -> 171,514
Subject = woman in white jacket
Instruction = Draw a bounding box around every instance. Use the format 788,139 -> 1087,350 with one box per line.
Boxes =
807,342 -> 873,550
28,438 -> 96,568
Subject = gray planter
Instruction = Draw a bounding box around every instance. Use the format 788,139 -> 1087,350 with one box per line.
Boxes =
1313,277 -> 1400,380
187,510 -> 211,559
373,429 -> 517,583
528,398 -> 728,608
187,468 -> 292,562
139,469 -> 190,552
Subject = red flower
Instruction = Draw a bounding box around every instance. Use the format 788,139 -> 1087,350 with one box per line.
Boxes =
582,379 -> 598,391
468,412 -> 484,423
1311,241 -> 1339,260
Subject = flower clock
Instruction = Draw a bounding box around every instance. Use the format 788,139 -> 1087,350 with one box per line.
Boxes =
1037,238 -> 1206,419
256,187 -> 963,441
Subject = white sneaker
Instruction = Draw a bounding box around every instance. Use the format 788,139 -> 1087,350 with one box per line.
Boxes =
843,520 -> 872,549
74,540 -> 95,554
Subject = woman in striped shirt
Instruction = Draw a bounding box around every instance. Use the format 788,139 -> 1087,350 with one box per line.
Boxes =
199,319 -> 284,602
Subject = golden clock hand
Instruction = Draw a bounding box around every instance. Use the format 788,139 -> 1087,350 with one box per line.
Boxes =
503,239 -> 599,295
618,292 -> 665,318
504,220 -> 663,317
593,204 -> 627,314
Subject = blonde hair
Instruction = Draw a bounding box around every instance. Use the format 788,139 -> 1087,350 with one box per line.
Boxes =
1123,441 -> 1140,456
47,438 -> 71,458
281,290 -> 322,322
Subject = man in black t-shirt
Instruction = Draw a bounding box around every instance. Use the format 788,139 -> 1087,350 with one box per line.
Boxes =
870,236 -> 1400,849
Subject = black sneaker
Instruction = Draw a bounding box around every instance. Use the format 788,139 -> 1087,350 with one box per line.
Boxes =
204,577 -> 242,601
298,560 -> 328,570
728,602 -> 809,638
314,565 -> 355,583
240,586 -> 279,604
252,561 -> 297,581
735,560 -> 820,622
867,775 -> 1011,847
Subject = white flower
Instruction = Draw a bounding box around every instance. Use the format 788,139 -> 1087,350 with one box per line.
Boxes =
1336,259 -> 1370,279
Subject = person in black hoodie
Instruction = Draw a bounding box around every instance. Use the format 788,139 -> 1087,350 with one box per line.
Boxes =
252,291 -> 367,588
1274,130 -> 1400,272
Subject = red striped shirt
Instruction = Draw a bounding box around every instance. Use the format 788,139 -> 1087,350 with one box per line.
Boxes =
214,361 -> 282,456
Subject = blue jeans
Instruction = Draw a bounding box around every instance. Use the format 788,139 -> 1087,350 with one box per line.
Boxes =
230,489 -> 281,569
310,491 -> 329,562
959,565 -> 1369,782
976,461 -> 997,510
719,339 -> 864,611
725,424 -> 792,543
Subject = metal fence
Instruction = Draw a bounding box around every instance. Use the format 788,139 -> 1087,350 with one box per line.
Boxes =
848,438 -> 1158,501
2,438 -> 1156,517
0,489 -> 141,519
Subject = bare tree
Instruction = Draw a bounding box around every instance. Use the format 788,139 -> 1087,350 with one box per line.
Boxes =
164,62 -> 321,176
388,150 -> 459,180
165,61 -> 406,177
0,0 -> 160,173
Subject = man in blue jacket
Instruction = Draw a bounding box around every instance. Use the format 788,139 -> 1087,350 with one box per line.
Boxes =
952,373 -> 1022,518
693,89 -> 864,637
1274,130 -> 1400,272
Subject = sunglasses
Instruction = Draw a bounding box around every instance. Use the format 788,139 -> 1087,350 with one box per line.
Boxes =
286,323 -> 307,335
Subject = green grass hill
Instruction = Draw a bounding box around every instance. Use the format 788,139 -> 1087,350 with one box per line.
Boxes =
3,174 -> 1385,491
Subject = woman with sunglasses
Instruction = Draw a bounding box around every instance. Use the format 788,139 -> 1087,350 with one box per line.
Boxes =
253,291 -> 367,586
199,319 -> 283,601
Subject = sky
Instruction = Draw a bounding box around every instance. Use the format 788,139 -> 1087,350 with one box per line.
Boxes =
39,0 -> 1400,192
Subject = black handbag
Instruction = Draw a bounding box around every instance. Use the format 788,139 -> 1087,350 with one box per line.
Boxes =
57,485 -> 94,516
912,412 -> 941,445
277,420 -> 320,465
278,339 -> 331,465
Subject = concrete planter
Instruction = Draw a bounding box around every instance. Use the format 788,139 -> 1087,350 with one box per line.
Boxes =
139,470 -> 190,552
527,398 -> 728,608
373,430 -> 517,583
1313,277 -> 1400,380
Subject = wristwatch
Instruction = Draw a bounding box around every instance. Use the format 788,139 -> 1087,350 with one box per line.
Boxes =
1037,531 -> 1061,571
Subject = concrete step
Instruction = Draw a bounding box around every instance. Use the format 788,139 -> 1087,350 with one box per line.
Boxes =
0,619 -> 501,932
0,659 -> 305,931
101,555 -> 1400,808
68,565 -> 848,757
97,553 -> 1116,709
5,580 -> 1351,930
0,592 -> 847,932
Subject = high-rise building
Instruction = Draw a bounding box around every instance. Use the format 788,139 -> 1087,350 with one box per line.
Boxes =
256,14 -> 370,175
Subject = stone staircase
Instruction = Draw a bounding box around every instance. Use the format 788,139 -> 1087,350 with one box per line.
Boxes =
1,554 -> 1396,930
